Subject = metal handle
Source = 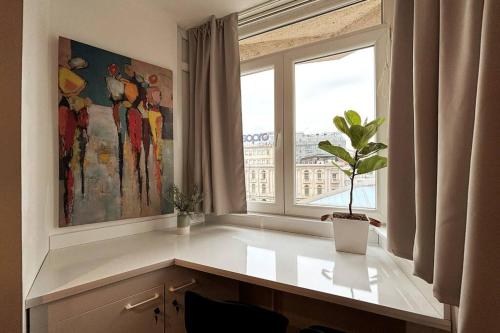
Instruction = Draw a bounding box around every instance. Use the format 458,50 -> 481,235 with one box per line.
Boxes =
169,278 -> 197,293
321,268 -> 333,280
125,293 -> 160,310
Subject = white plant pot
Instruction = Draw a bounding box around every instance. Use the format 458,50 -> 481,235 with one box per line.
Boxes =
332,215 -> 369,255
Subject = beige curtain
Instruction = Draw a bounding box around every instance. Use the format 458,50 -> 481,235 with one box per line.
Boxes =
186,14 -> 247,215
387,0 -> 500,331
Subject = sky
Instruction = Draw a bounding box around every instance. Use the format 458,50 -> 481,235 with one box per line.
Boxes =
241,47 -> 375,137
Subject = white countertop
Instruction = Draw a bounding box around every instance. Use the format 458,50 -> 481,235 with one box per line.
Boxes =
27,224 -> 449,330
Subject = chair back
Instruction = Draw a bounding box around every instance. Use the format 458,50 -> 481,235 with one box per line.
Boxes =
185,291 -> 288,333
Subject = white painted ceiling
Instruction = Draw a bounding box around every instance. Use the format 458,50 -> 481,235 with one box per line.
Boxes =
152,0 -> 269,29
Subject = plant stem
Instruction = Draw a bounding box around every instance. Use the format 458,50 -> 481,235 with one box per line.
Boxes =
349,150 -> 358,217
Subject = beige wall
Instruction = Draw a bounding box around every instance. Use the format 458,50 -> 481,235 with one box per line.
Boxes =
0,0 -> 23,331
22,0 -> 180,330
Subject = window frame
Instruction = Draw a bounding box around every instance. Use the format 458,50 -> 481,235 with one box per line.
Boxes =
241,25 -> 389,220
241,54 -> 284,214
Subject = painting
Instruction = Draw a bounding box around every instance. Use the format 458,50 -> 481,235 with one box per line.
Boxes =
58,37 -> 174,227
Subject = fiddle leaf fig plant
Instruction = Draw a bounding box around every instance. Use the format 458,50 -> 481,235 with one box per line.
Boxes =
318,110 -> 387,218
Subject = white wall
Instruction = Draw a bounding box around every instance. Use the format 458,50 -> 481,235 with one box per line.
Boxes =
22,0 -> 52,314
22,0 -> 181,320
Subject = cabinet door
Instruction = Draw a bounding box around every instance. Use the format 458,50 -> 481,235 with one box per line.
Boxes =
52,286 -> 164,333
164,267 -> 239,333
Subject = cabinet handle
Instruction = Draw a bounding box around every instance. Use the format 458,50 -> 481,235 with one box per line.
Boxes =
125,293 -> 160,310
168,278 -> 197,292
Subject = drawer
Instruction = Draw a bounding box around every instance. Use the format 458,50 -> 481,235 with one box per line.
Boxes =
29,269 -> 168,332
52,285 -> 164,333
164,266 -> 239,333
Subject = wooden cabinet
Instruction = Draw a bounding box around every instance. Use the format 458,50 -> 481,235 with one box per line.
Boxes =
51,286 -> 164,333
29,266 -> 238,333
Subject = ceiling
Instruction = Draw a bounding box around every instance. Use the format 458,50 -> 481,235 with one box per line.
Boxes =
153,0 -> 270,28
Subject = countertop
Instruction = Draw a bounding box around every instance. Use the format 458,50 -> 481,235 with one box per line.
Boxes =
26,224 -> 449,330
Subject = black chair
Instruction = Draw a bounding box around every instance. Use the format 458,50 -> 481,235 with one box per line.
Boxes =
185,291 -> 289,333
300,325 -> 346,333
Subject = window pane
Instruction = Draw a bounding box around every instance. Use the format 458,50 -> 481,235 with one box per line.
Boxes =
240,0 -> 381,61
294,47 -> 376,209
241,69 -> 275,203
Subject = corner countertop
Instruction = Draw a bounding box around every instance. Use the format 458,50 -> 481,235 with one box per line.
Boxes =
26,224 -> 449,330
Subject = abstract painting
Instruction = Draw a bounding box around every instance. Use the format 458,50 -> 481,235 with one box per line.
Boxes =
58,37 -> 174,227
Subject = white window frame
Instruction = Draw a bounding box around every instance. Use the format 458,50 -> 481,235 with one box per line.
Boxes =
241,25 -> 389,221
241,54 -> 284,214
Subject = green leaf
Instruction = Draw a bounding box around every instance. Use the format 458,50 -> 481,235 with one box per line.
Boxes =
333,116 -> 349,135
318,141 -> 355,165
331,160 -> 352,177
365,117 -> 385,128
359,142 -> 388,156
344,110 -> 361,126
356,155 -> 387,175
363,123 -> 379,141
348,125 -> 369,149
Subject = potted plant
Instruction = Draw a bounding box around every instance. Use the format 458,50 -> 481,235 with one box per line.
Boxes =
167,185 -> 203,235
318,110 -> 387,254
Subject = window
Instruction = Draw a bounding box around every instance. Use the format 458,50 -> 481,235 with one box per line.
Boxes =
252,183 -> 256,193
241,68 -> 277,206
317,185 -> 323,195
240,7 -> 387,219
294,47 -> 376,210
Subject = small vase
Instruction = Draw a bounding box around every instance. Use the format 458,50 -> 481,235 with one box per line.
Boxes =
177,214 -> 190,235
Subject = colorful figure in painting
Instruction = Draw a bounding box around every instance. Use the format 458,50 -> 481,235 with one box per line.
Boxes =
58,57 -> 92,225
105,64 -> 164,206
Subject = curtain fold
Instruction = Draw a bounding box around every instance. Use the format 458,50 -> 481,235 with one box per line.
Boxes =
186,14 -> 247,215
387,0 -> 500,332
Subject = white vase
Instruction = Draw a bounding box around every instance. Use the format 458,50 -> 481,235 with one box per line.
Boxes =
332,214 -> 369,255
177,214 -> 190,235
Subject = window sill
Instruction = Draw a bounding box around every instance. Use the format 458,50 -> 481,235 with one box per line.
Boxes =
206,212 -> 380,243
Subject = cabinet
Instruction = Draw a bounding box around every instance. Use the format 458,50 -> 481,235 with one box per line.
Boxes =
29,266 -> 238,333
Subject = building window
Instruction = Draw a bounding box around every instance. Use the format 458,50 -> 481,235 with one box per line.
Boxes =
251,183 -> 256,193
261,170 -> 267,180
316,170 -> 322,180
304,185 -> 310,196
251,170 -> 256,180
331,172 -> 337,180
317,185 -> 323,195
304,170 -> 310,182
261,183 -> 267,194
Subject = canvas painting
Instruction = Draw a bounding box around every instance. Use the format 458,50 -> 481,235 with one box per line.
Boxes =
58,37 -> 174,227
